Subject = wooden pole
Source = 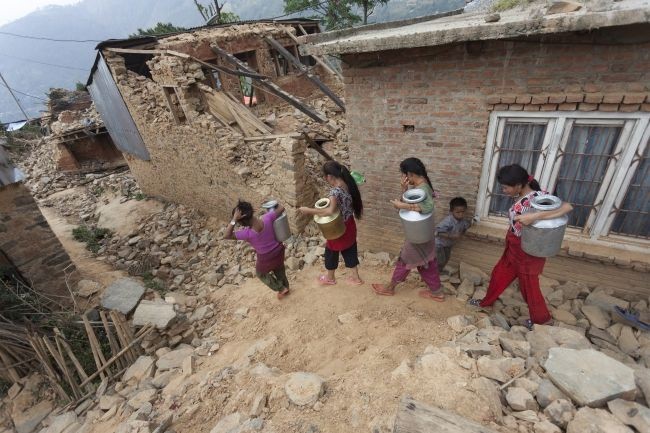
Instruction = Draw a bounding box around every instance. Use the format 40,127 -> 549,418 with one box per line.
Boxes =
99,311 -> 125,370
42,336 -> 81,399
81,315 -> 107,380
54,331 -> 93,393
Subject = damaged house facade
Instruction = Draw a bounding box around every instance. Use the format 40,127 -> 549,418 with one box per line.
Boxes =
301,1 -> 650,292
87,19 -> 344,231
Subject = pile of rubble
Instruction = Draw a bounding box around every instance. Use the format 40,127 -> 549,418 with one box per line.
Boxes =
421,262 -> 650,433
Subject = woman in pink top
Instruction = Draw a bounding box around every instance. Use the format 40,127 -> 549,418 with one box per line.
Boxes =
224,200 -> 289,299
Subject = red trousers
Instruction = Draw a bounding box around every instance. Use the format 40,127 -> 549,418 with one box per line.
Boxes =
480,232 -> 551,324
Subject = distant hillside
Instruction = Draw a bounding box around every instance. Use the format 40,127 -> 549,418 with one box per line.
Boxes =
0,0 -> 462,123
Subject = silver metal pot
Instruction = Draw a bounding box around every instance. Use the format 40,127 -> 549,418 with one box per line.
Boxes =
521,195 -> 568,258
398,188 -> 434,244
262,200 -> 291,243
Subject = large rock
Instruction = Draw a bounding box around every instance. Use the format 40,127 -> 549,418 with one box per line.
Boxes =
284,372 -> 325,406
123,356 -> 155,383
544,348 -> 636,407
477,356 -> 526,383
210,412 -> 245,433
581,305 -> 610,329
132,300 -> 177,329
126,389 -> 157,410
76,280 -> 102,297
99,394 -> 125,411
544,399 -> 575,428
506,387 -> 537,411
12,400 -> 53,433
534,420 -> 561,433
526,325 -> 591,359
608,399 -> 650,432
459,262 -> 488,285
499,333 -> 531,358
585,291 -> 629,312
470,377 -> 503,423
41,411 -> 77,433
618,326 -> 640,356
635,368 -> 650,405
100,278 -> 145,314
536,379 -> 568,408
567,407 -> 634,433
447,315 -> 473,332
156,346 -> 194,371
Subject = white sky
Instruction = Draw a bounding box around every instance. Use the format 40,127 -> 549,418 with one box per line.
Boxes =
0,0 -> 81,26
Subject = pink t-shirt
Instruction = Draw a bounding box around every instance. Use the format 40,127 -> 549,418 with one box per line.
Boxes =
235,211 -> 279,254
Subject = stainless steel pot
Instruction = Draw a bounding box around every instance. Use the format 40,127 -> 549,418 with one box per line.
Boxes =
398,188 -> 434,244
262,200 -> 291,242
521,195 -> 568,258
313,198 -> 346,240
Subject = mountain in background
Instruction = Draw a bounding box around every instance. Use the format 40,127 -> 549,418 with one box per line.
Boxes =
0,0 -> 462,123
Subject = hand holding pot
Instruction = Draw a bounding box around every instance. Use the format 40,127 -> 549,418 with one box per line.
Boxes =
514,212 -> 538,226
390,198 -> 405,210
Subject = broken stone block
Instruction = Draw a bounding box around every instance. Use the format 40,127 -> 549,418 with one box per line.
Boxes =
99,394 -> 125,411
459,262 -> 488,285
42,411 -> 77,433
76,280 -> 102,297
456,279 -> 476,298
635,368 -> 650,405
567,407 -> 633,433
526,325 -> 591,359
585,291 -> 629,312
544,399 -> 575,428
552,309 -> 577,326
182,355 -> 195,376
284,372 -> 325,406
607,398 -> 650,433
12,400 -> 54,433
156,346 -> 194,371
132,300 -> 177,329
536,379 -> 568,408
514,377 -> 539,395
546,0 -> 582,15
506,387 -> 538,411
210,412 -> 245,433
477,356 -> 526,383
122,356 -> 155,383
544,348 -> 636,407
499,333 -> 531,358
447,315 -> 473,332
250,393 -> 268,417
511,410 -> 539,423
127,389 -> 157,410
581,305 -> 611,329
534,420 -> 561,433
470,377 -> 503,423
100,278 -> 145,315
618,326 -> 640,356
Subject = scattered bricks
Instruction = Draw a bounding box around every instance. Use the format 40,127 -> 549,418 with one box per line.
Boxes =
620,104 -> 640,112
494,104 -> 509,110
548,95 -> 566,104
509,104 -> 524,111
524,105 -> 541,111
516,95 -> 532,104
584,83 -> 600,93
598,103 -> 619,112
541,104 -> 558,111
584,94 -> 603,104
565,94 -> 584,103
623,93 -> 647,104
578,103 -> 598,111
602,94 -> 624,104
487,96 -> 502,104
614,257 -> 631,267
558,103 -> 577,111
531,95 -> 549,104
501,95 -> 517,104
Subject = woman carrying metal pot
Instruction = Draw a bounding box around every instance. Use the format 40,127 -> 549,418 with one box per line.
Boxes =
298,160 -> 364,286
372,157 -> 444,301
224,200 -> 290,300
468,164 -> 573,329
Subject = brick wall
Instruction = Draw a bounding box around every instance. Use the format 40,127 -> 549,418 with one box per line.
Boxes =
55,134 -> 125,173
342,30 -> 650,254
0,182 -> 75,298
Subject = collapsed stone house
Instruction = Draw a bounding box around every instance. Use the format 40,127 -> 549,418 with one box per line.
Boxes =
0,144 -> 75,298
300,0 -> 650,293
45,89 -> 125,173
87,19 -> 344,232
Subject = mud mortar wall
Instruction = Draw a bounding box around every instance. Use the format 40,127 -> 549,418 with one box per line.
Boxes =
0,182 -> 75,297
105,52 -> 317,231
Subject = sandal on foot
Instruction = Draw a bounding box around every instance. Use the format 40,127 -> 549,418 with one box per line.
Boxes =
418,290 -> 445,302
318,275 -> 336,286
277,288 -> 290,300
371,283 -> 394,296
467,298 -> 483,307
347,278 -> 364,286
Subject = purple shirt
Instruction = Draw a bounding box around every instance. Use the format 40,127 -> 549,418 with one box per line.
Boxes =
235,211 -> 279,254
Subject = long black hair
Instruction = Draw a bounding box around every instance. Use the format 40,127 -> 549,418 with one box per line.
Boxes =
497,164 -> 541,191
232,200 -> 254,227
399,157 -> 434,192
323,160 -> 363,219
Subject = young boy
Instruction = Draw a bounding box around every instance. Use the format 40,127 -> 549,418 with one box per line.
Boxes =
436,197 -> 471,273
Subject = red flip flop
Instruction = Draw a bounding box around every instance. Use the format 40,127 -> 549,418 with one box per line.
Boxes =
418,290 -> 445,302
372,283 -> 395,296
318,275 -> 336,286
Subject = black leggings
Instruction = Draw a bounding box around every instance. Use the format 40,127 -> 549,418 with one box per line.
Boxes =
324,243 -> 359,270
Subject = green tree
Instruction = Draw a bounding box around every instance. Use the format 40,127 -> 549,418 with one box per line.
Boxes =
194,0 -> 241,24
283,0 -> 361,30
354,0 -> 389,24
129,22 -> 187,38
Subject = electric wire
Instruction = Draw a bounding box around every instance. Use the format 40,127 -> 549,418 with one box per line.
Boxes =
0,30 -> 101,43
0,81 -> 48,102
0,51 -> 90,71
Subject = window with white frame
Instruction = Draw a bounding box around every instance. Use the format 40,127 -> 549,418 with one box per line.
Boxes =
476,111 -> 650,241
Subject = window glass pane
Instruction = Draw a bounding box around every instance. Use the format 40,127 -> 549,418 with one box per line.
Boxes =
610,140 -> 650,238
488,122 -> 546,216
554,125 -> 621,228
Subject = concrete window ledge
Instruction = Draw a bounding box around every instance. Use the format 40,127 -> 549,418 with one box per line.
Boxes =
467,220 -> 650,273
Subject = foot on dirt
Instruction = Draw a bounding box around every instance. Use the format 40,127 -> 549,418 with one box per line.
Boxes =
318,275 -> 336,286
371,283 -> 395,296
347,278 -> 364,286
277,288 -> 290,300
418,290 -> 445,302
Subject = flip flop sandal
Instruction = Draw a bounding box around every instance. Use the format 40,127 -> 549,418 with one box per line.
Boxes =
371,283 -> 395,296
467,298 -> 483,307
347,278 -> 364,286
418,290 -> 445,302
613,306 -> 650,332
277,288 -> 290,300
318,275 -> 336,286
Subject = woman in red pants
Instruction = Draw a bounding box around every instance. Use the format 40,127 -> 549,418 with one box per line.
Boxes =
468,164 -> 572,329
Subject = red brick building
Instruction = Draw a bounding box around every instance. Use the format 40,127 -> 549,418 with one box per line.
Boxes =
302,2 -> 650,292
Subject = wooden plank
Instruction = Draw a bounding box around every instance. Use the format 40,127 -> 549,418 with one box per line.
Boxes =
393,397 -> 499,433
204,92 -> 236,124
0,348 -> 21,382
82,315 -> 108,379
227,103 -> 255,137
99,311 -> 125,370
211,44 -> 327,124
264,36 -> 345,112
111,311 -> 140,362
223,91 -> 271,134
290,27 -> 342,80
106,48 -> 168,55
244,133 -> 302,142
27,335 -> 70,401
54,331 -> 93,393
42,336 -> 81,399
302,132 -> 334,161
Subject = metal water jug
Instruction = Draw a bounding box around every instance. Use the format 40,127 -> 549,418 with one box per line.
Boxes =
313,198 -> 346,240
521,195 -> 568,258
398,188 -> 434,244
261,200 -> 291,242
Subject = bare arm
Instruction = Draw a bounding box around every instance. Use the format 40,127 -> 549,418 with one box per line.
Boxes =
273,203 -> 285,216
223,208 -> 242,240
515,202 -> 573,225
298,195 -> 338,216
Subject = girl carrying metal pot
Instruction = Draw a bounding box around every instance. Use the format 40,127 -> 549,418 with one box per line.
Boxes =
298,160 -> 364,286
372,157 -> 444,301
468,164 -> 573,329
